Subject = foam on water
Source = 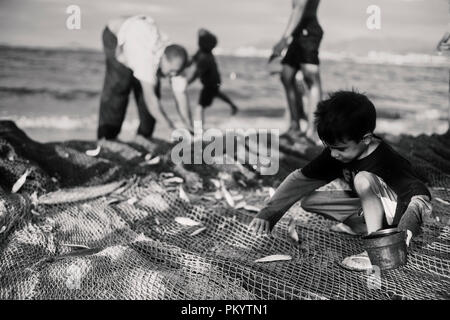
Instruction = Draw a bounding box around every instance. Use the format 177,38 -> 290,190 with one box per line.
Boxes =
0,46 -> 448,142
215,46 -> 450,67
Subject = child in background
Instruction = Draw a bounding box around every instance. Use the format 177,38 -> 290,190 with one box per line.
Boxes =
187,28 -> 239,128
249,90 -> 432,270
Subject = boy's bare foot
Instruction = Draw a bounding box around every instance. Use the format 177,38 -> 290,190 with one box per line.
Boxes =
330,222 -> 358,236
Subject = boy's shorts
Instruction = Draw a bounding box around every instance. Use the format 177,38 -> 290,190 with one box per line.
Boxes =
282,22 -> 323,68
199,86 -> 219,108
301,172 -> 432,234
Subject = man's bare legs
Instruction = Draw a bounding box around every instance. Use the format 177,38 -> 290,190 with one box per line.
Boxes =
301,63 -> 322,143
280,64 -> 307,134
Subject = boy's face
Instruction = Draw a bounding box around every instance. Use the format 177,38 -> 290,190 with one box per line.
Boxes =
322,137 -> 369,163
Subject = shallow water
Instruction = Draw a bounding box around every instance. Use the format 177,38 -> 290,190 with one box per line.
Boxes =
0,45 -> 448,142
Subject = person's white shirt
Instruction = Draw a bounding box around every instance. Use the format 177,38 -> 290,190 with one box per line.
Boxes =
114,15 -> 188,92
108,15 -> 190,129
114,15 -> 167,85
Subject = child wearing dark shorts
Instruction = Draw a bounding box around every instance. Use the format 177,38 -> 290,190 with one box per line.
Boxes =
188,29 -> 238,128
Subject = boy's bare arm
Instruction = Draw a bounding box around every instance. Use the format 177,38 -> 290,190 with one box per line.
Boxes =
249,169 -> 326,234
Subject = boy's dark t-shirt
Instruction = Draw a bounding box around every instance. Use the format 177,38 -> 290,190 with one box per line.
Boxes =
301,140 -> 431,224
193,51 -> 221,88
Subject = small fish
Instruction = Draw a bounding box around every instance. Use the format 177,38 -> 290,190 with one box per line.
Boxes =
154,217 -> 161,225
30,191 -> 38,205
243,205 -> 260,213
254,254 -> 292,263
288,218 -> 299,243
179,186 -> 190,203
164,177 -> 184,184
61,243 -> 91,250
12,169 -> 31,193
435,197 -> 450,206
269,188 -> 275,198
113,180 -> 132,195
214,191 -> 223,200
86,145 -> 101,157
31,209 -> 40,216
235,201 -> 246,209
0,226 -> 6,234
0,201 -> 7,218
190,227 -> 207,236
146,156 -> 161,166
175,217 -> 201,226
237,180 -> 247,188
106,198 -> 121,205
220,181 -> 235,208
160,172 -> 174,179
7,155 -> 14,161
127,197 -> 138,205
210,179 -> 221,189
144,153 -> 153,161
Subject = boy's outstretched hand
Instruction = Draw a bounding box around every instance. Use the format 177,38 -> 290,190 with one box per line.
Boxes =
249,217 -> 271,235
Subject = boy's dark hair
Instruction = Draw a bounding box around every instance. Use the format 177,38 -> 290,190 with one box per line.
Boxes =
315,90 -> 377,144
164,44 -> 188,69
198,29 -> 218,53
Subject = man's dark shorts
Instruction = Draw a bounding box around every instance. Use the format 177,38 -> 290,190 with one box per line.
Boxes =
282,21 -> 323,68
199,85 -> 219,108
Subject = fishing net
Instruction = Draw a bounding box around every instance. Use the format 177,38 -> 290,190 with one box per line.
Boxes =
0,120 -> 449,300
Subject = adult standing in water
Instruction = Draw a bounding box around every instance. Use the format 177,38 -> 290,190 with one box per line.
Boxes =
271,0 -> 323,144
98,15 -> 193,141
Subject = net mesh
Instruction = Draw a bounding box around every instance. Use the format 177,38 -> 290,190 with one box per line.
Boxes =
0,121 -> 449,300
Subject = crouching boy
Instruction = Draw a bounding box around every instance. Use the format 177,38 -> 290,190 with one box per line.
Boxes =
249,90 -> 432,269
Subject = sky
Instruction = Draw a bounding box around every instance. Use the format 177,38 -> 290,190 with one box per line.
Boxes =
0,0 -> 448,54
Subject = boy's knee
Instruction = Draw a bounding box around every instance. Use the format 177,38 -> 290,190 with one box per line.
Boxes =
353,171 -> 378,196
398,195 -> 432,237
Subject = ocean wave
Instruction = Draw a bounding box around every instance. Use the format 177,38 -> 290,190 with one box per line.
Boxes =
7,115 -> 141,131
0,86 -> 99,100
215,46 -> 450,67
325,51 -> 450,67
9,115 -> 97,130
215,47 -> 271,58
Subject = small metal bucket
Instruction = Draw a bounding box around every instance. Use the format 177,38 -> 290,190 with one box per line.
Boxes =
362,228 -> 407,270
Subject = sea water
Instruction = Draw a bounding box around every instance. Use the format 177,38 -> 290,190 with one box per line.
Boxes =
0,45 -> 448,142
